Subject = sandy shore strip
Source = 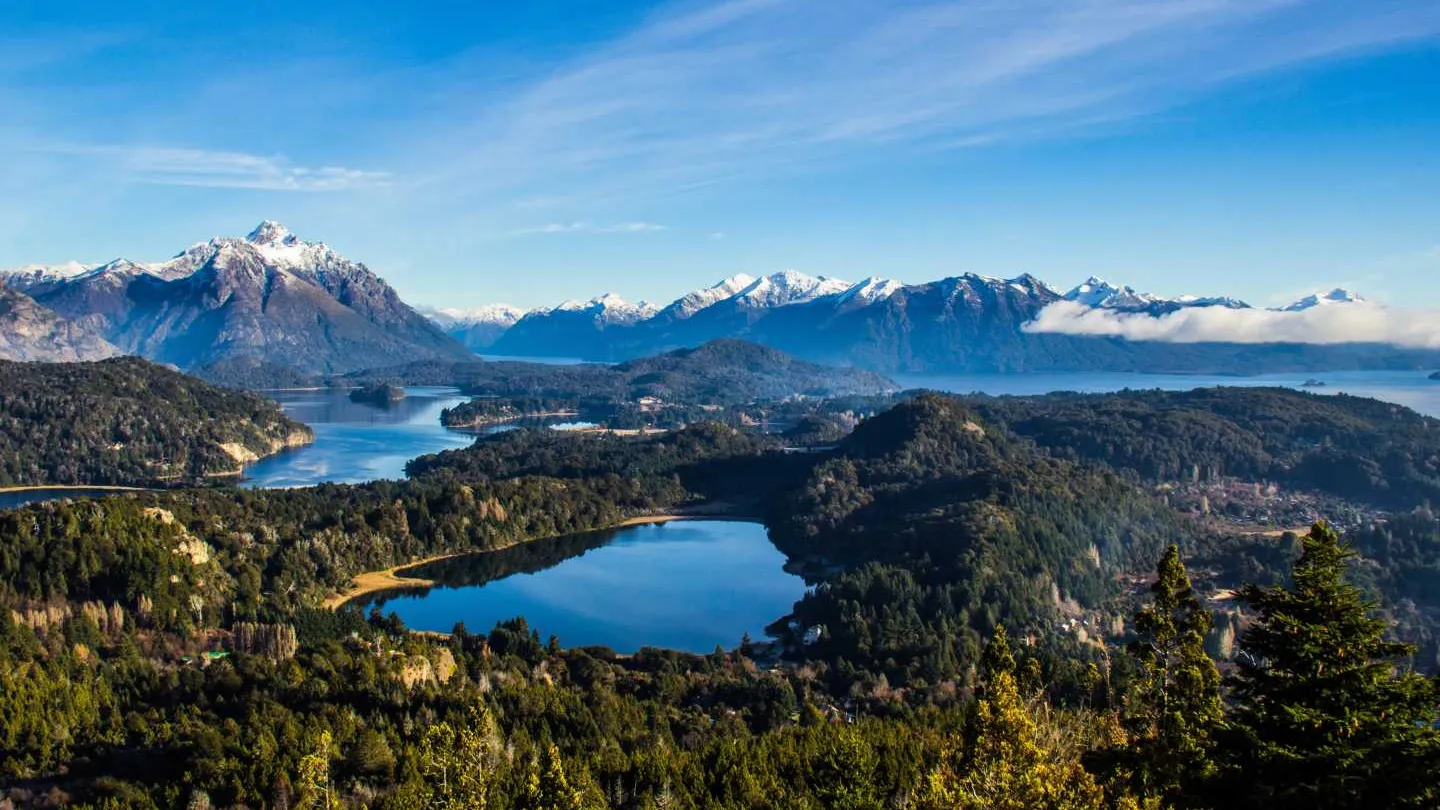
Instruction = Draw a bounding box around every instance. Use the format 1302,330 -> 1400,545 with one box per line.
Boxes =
324,511 -> 756,609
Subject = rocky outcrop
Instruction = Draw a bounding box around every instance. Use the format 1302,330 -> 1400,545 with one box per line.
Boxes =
0,287 -> 120,362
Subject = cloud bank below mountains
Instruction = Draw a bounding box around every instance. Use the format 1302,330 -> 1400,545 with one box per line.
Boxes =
1024,301 -> 1440,348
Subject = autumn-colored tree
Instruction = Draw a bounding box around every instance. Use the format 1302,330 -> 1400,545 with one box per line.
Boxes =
1121,544 -> 1224,806
517,744 -> 588,810
1222,523 -> 1440,810
916,627 -> 1107,810
296,729 -> 338,810
419,703 -> 501,809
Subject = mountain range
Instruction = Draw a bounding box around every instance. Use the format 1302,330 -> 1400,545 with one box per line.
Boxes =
5,223 -> 1432,377
0,222 -> 472,373
454,271 -> 1420,373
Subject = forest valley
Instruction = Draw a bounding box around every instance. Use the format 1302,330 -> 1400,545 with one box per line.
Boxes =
1,387 -> 1439,808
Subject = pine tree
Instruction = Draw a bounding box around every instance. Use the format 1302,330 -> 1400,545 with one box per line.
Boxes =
1121,544 -> 1224,806
1223,523 -> 1440,810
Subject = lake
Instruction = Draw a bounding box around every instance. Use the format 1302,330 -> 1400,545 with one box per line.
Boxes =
891,369 -> 1440,418
360,520 -> 806,653
241,387 -> 478,487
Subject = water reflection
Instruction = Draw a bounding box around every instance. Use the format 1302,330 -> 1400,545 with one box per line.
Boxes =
362,521 -> 805,653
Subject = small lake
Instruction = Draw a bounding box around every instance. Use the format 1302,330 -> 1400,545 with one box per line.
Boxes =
361,520 -> 805,654
892,369 -> 1440,418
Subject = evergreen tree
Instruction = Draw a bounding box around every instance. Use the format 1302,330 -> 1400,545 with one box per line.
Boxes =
1121,545 -> 1224,806
1223,523 -> 1440,810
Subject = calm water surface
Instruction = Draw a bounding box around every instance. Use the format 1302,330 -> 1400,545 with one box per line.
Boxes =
242,387 -> 478,488
362,520 -> 805,653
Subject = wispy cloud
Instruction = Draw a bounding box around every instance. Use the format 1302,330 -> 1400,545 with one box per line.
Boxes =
29,144 -> 390,191
509,221 -> 668,236
423,0 -> 1440,203
1025,300 -> 1440,348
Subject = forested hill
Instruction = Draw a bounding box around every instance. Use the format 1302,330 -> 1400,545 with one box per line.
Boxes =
353,338 -> 897,404
0,357 -> 313,486
611,339 -> 896,400
957,387 -> 1440,510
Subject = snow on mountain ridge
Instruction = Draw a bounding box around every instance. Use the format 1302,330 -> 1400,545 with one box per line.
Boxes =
1280,288 -> 1367,312
733,270 -> 852,308
550,292 -> 658,325
1064,276 -> 1160,309
838,276 -> 904,305
426,304 -> 529,327
660,273 -> 758,320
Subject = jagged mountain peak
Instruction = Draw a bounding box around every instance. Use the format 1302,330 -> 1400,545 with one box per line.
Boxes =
1063,276 -> 1157,309
838,276 -> 904,305
734,270 -> 852,308
3,222 -> 471,373
246,220 -> 300,247
550,292 -> 657,325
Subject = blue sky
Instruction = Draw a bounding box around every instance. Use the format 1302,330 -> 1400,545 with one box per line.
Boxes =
2,0 -> 1438,310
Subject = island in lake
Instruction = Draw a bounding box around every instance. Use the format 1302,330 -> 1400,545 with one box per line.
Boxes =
349,382 -> 407,405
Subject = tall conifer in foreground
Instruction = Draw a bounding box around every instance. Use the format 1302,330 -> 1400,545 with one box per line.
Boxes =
1121,544 -> 1224,807
1223,523 -> 1440,810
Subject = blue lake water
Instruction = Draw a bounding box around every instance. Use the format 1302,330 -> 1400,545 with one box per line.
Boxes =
361,520 -> 805,653
241,387 -> 480,487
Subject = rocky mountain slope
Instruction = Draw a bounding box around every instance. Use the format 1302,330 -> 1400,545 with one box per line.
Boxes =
2,223 -> 474,374
0,286 -> 120,362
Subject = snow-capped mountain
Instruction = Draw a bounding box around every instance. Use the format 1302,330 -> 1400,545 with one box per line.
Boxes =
480,270 -> 1426,373
1062,276 -> 1255,314
423,304 -> 529,351
1,222 -> 472,373
731,270 -> 852,309
655,274 -> 757,321
426,304 -> 529,328
551,293 -> 658,326
0,261 -> 94,292
1280,288 -> 1367,312
837,277 -> 904,306
1063,276 -> 1162,310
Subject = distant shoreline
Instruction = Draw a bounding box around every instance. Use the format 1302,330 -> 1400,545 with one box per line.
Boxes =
324,511 -> 758,609
0,484 -> 154,494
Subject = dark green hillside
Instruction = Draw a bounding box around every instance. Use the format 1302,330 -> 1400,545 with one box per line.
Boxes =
613,339 -> 896,401
768,394 -> 1193,685
352,339 -> 894,406
959,387 -> 1440,510
191,356 -> 321,390
0,357 -> 313,487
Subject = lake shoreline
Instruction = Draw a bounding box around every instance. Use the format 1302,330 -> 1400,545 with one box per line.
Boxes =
324,511 -> 761,609
0,484 -> 155,494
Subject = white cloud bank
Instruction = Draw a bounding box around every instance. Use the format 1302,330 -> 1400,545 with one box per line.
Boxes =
1024,301 -> 1440,348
